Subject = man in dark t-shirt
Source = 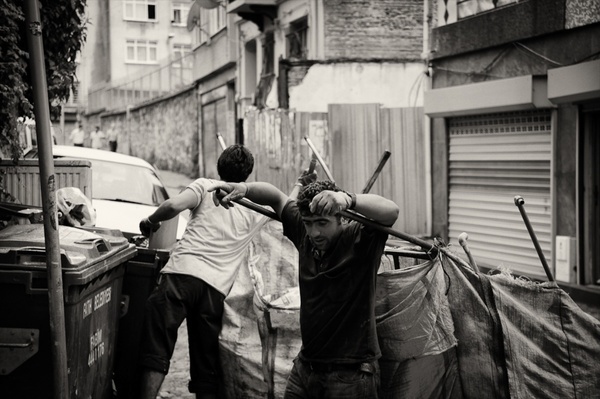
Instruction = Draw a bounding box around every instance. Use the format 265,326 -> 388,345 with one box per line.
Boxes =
209,180 -> 399,398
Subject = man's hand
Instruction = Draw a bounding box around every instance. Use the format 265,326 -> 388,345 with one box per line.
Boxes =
297,169 -> 317,186
139,217 -> 161,237
309,191 -> 351,216
207,182 -> 248,209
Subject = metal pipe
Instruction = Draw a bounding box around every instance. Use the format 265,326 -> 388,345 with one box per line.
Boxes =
304,136 -> 335,182
362,150 -> 391,194
24,0 -> 69,397
514,195 -> 555,282
216,133 -> 227,151
458,232 -> 479,273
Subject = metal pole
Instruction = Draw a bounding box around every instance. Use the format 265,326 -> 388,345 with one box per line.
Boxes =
458,232 -> 480,273
304,136 -> 335,183
362,150 -> 391,194
23,1 -> 69,397
514,195 -> 555,282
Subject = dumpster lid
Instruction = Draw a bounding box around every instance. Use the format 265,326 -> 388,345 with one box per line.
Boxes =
0,224 -> 132,271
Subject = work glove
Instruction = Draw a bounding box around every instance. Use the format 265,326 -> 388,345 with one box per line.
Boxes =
309,190 -> 353,216
139,217 -> 161,237
297,169 -> 317,187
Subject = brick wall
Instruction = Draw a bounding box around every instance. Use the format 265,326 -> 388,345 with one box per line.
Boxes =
324,0 -> 423,61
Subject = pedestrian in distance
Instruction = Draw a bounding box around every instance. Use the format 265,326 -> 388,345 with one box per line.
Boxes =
69,123 -> 85,147
107,122 -> 119,152
209,179 -> 399,399
90,125 -> 106,150
137,144 -> 315,399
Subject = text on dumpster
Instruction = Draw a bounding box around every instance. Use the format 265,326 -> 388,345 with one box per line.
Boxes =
82,287 -> 112,319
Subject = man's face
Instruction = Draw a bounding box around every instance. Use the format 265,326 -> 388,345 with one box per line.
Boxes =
301,214 -> 343,252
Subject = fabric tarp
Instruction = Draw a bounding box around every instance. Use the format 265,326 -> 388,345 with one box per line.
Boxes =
218,222 -> 600,399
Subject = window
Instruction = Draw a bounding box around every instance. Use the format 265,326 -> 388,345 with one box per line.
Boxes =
124,0 -> 157,21
126,40 -> 158,63
173,44 -> 192,68
172,2 -> 189,26
456,0 -> 517,20
286,18 -> 308,60
196,5 -> 227,44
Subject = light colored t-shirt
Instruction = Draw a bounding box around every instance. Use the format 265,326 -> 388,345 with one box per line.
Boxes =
107,128 -> 119,142
70,127 -> 85,145
161,178 -> 269,296
90,130 -> 105,149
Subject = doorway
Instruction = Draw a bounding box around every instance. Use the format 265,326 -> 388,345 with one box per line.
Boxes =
580,105 -> 600,285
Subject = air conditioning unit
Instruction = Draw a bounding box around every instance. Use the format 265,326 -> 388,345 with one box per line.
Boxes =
555,236 -> 577,283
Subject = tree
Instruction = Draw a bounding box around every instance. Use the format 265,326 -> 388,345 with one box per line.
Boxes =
0,0 -> 87,161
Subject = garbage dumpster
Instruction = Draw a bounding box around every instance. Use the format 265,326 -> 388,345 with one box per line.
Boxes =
114,247 -> 170,399
0,224 -> 136,399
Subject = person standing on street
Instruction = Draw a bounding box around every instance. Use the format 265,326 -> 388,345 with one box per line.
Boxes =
137,144 -> 314,399
90,125 -> 106,150
107,122 -> 119,152
69,123 -> 85,147
210,179 -> 399,399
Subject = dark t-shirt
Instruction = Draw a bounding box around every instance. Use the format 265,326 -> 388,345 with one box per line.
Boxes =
281,200 -> 389,364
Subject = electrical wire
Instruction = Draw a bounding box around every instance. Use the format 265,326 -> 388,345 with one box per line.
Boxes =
513,42 -> 564,66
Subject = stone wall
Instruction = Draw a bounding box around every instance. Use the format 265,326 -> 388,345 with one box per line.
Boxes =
97,87 -> 200,178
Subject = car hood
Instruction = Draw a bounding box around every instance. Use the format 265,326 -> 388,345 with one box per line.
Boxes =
91,199 -> 187,240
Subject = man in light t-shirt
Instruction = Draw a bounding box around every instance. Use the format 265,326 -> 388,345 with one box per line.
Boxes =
137,145 -> 314,399
69,123 -> 85,147
90,125 -> 106,150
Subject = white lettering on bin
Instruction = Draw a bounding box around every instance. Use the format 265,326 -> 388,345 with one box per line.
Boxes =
82,287 -> 111,320
83,299 -> 93,319
94,287 -> 112,311
88,329 -> 105,367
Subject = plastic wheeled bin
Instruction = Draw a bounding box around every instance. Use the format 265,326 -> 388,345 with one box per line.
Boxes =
0,224 -> 137,399
113,247 -> 170,399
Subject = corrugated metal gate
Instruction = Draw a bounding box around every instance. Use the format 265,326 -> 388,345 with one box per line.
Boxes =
448,110 -> 553,278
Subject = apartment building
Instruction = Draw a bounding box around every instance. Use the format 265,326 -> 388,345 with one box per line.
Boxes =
423,0 -> 600,290
84,0 -> 195,115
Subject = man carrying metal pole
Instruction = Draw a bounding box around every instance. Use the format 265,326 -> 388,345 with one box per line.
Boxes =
210,180 -> 399,398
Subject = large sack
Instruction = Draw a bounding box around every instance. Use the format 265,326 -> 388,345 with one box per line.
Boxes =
375,257 -> 461,398
219,219 -> 301,399
443,255 -> 600,399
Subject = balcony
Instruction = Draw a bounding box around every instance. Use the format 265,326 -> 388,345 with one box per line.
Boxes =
227,0 -> 277,31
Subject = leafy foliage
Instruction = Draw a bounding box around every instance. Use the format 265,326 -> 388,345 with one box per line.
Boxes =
0,0 -> 87,160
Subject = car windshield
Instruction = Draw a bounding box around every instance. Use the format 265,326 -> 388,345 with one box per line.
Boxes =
88,159 -> 169,205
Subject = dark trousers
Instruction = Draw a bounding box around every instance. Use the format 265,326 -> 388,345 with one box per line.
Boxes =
109,140 -> 117,152
140,274 -> 225,395
284,357 -> 380,399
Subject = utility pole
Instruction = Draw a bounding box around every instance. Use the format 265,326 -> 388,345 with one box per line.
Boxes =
23,1 -> 69,397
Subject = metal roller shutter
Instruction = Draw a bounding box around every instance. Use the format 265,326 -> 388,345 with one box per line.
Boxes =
448,110 -> 552,278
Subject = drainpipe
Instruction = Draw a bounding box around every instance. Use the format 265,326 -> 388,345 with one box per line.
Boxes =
126,104 -> 133,155
422,0 -> 433,237
24,0 -> 69,397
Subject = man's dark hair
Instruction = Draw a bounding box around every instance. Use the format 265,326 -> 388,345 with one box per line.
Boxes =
297,180 -> 341,215
217,144 -> 254,182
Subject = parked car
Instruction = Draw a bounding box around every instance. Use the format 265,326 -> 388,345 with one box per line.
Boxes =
26,145 -> 187,241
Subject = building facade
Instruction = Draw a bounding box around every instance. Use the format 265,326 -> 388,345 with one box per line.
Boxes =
423,0 -> 600,290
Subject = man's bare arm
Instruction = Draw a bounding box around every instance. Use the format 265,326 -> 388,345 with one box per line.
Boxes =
208,182 -> 289,218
